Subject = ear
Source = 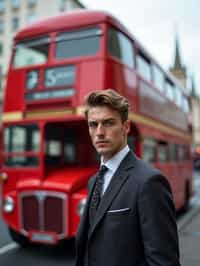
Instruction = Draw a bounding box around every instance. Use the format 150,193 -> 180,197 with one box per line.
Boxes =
124,119 -> 131,135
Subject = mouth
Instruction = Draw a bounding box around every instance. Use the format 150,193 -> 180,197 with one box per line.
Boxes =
95,141 -> 109,146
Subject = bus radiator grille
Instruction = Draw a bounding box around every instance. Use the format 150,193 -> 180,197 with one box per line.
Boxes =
44,196 -> 63,234
21,195 -> 39,231
20,192 -> 66,237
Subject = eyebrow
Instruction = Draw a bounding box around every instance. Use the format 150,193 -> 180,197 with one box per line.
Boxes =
88,118 -> 116,123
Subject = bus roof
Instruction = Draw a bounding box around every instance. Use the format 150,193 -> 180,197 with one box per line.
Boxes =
13,9 -> 187,95
14,10 -> 128,41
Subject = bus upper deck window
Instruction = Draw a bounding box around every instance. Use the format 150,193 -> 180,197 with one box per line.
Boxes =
13,36 -> 50,68
55,27 -> 102,59
108,27 -> 135,68
165,79 -> 175,101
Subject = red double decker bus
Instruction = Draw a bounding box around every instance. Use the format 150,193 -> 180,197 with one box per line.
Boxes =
1,10 -> 193,246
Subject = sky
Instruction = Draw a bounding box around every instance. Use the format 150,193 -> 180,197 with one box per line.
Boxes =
81,0 -> 200,95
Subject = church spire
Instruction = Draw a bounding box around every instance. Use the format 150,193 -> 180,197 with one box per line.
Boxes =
174,36 -> 182,68
170,33 -> 187,87
191,76 -> 196,98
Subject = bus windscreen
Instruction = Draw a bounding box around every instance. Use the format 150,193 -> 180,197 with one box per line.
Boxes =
4,124 -> 40,167
13,36 -> 50,68
55,27 -> 102,59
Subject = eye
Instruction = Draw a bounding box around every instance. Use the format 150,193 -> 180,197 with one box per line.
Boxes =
88,121 -> 98,128
102,120 -> 116,127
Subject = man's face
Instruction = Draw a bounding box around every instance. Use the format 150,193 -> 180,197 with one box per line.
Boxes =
87,106 -> 130,162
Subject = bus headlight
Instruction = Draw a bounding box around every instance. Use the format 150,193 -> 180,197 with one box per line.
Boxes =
0,172 -> 8,182
3,196 -> 15,213
77,198 -> 87,217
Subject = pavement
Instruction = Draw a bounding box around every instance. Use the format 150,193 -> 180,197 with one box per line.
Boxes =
178,202 -> 200,265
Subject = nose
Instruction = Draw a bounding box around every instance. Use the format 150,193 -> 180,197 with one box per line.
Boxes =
96,123 -> 105,136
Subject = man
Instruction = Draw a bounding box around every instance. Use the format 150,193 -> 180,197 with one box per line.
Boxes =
75,89 -> 180,266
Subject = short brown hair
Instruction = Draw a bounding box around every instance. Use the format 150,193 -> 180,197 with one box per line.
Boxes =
84,89 -> 130,122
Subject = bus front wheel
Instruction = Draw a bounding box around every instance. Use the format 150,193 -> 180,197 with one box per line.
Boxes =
8,227 -> 31,248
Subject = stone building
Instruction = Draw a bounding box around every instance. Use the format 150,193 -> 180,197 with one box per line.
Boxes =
190,78 -> 200,148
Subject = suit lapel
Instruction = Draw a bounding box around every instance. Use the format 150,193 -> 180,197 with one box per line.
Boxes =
88,151 -> 136,239
76,176 -> 96,246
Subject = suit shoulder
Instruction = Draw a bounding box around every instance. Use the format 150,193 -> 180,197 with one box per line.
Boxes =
131,156 -> 172,193
135,156 -> 161,175
132,156 -> 164,184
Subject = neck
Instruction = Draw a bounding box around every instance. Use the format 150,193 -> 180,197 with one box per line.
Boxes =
102,144 -> 127,163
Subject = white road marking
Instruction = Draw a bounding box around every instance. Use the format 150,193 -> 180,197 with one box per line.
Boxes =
0,243 -> 18,255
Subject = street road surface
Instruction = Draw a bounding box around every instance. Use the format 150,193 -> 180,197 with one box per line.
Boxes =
0,170 -> 199,266
0,218 -> 75,266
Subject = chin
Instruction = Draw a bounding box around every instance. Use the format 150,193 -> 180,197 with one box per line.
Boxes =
99,150 -> 115,161
97,148 -> 110,156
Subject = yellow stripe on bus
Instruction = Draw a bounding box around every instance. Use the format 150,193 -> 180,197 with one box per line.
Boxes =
25,108 -> 75,119
2,112 -> 23,122
129,113 -> 191,141
2,109 -> 191,141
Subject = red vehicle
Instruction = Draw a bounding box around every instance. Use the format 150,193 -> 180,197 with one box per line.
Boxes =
1,10 -> 193,246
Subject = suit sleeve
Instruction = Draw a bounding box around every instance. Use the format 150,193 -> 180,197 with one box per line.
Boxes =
138,174 -> 180,266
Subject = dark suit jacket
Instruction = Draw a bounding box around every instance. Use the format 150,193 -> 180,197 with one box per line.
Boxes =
75,151 -> 180,266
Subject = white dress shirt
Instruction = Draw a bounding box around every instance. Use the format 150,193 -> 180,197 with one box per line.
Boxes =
100,145 -> 130,195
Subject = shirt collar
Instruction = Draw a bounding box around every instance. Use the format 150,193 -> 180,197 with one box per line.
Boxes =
101,145 -> 130,173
